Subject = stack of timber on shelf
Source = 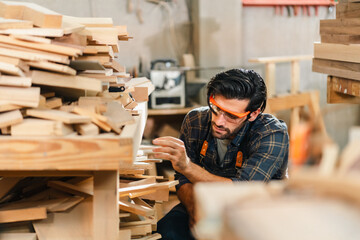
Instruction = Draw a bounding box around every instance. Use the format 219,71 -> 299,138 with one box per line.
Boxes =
312,0 -> 360,103
0,1 -> 174,240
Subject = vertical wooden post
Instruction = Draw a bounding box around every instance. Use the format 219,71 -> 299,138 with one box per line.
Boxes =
290,60 -> 300,138
265,62 -> 276,97
93,171 -> 119,240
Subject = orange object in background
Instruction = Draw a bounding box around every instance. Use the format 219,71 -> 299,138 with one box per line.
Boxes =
290,121 -> 312,166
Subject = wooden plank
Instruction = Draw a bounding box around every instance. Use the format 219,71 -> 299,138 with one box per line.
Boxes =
11,34 -> 51,44
267,92 -> 312,113
45,97 -> 62,109
0,28 -> 64,37
72,107 -> 111,132
0,46 -> 70,64
0,61 -> 25,76
0,102 -> 21,113
93,171 -> 119,240
27,60 -> 76,75
312,58 -> 360,81
70,60 -> 105,71
0,17 -> 33,29
48,196 -> 84,212
11,119 -> 74,136
327,76 -> 360,104
33,198 -> 92,240
0,207 -> 47,223
75,123 -> 100,136
0,86 -> 39,108
0,75 -> 31,87
0,55 -> 29,72
26,109 -> 91,124
249,55 -> 312,63
0,233 -> 37,240
79,27 -> 119,45
0,110 -> 23,128
321,33 -> 360,44
0,35 -> 81,57
314,42 -> 360,63
0,137 -> 133,170
119,200 -> 155,217
48,180 -> 93,197
76,55 -> 111,65
63,16 -> 113,27
31,70 -> 102,92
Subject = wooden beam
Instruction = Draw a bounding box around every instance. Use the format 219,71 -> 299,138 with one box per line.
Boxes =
0,86 -> 40,108
0,207 -> 47,223
0,110 -> 23,128
31,70 -> 102,92
26,109 -> 91,124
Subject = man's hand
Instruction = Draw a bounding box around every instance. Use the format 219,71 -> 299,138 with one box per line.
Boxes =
152,136 -> 191,174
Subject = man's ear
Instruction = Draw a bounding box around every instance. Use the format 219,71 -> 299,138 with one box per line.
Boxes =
248,108 -> 261,122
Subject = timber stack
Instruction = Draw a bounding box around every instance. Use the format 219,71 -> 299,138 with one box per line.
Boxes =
312,0 -> 360,103
0,1 -> 174,239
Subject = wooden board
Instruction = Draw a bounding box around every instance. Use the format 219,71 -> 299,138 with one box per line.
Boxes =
31,70 -> 102,92
76,55 -> 111,65
103,101 -> 134,133
0,177 -> 22,200
0,55 -> 29,72
0,28 -> 64,37
0,17 -> 33,29
27,61 -> 76,75
0,35 -> 81,57
48,180 -> 93,197
119,200 -> 154,217
63,15 -> 113,27
0,62 -> 25,76
0,137 -> 133,170
0,233 -> 37,240
330,76 -> 360,97
312,58 -> 360,81
79,27 -> 119,45
0,110 -> 23,128
321,33 -> 360,44
0,207 -> 47,223
11,118 -> 74,136
44,97 -> 62,109
11,34 -> 51,44
75,123 -> 99,136
0,86 -> 40,108
0,75 -> 31,87
314,42 -> 360,63
69,60 -> 105,71
72,107 -> 111,132
26,109 -> 91,124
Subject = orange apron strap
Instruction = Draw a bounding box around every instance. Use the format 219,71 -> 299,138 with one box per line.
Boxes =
200,140 -> 208,156
236,151 -> 243,168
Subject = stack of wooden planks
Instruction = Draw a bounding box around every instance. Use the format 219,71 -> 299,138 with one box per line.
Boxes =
312,0 -> 360,103
0,1 -> 173,240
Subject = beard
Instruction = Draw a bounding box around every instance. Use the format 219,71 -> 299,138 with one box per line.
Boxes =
211,121 -> 244,140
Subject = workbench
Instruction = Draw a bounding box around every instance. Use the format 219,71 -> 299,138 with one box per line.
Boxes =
0,107 -> 145,240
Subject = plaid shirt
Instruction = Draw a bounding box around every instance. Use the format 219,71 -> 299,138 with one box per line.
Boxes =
175,106 -> 289,190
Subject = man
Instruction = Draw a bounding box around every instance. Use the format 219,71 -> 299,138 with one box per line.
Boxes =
153,69 -> 289,240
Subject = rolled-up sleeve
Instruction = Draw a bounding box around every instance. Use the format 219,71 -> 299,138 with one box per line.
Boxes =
232,129 -> 289,182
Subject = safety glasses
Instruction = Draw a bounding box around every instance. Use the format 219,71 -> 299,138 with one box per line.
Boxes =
209,95 -> 250,121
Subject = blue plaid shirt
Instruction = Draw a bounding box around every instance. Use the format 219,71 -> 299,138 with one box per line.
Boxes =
175,107 -> 289,190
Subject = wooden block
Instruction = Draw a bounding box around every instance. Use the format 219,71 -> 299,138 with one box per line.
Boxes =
0,75 -> 31,87
314,42 -> 360,63
75,123 -> 99,136
0,207 -> 46,223
27,109 -> 91,124
0,35 -> 81,57
86,45 -> 111,54
327,76 -> 360,104
45,97 -> 62,109
0,86 -> 40,108
0,28 -> 64,37
312,58 -> 360,81
0,233 -> 37,240
0,110 -> 23,128
0,17 -> 33,29
103,59 -> 126,72
0,61 -> 25,76
0,46 -> 69,64
48,180 -> 93,197
27,60 -> 76,75
11,118 -> 74,136
31,70 -> 102,92
79,27 -> 119,45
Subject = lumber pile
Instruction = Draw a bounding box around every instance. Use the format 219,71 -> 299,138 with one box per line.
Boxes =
0,1 -> 174,239
312,0 -> 360,103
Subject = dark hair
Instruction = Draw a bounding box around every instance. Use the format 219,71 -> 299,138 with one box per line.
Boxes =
207,68 -> 267,113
